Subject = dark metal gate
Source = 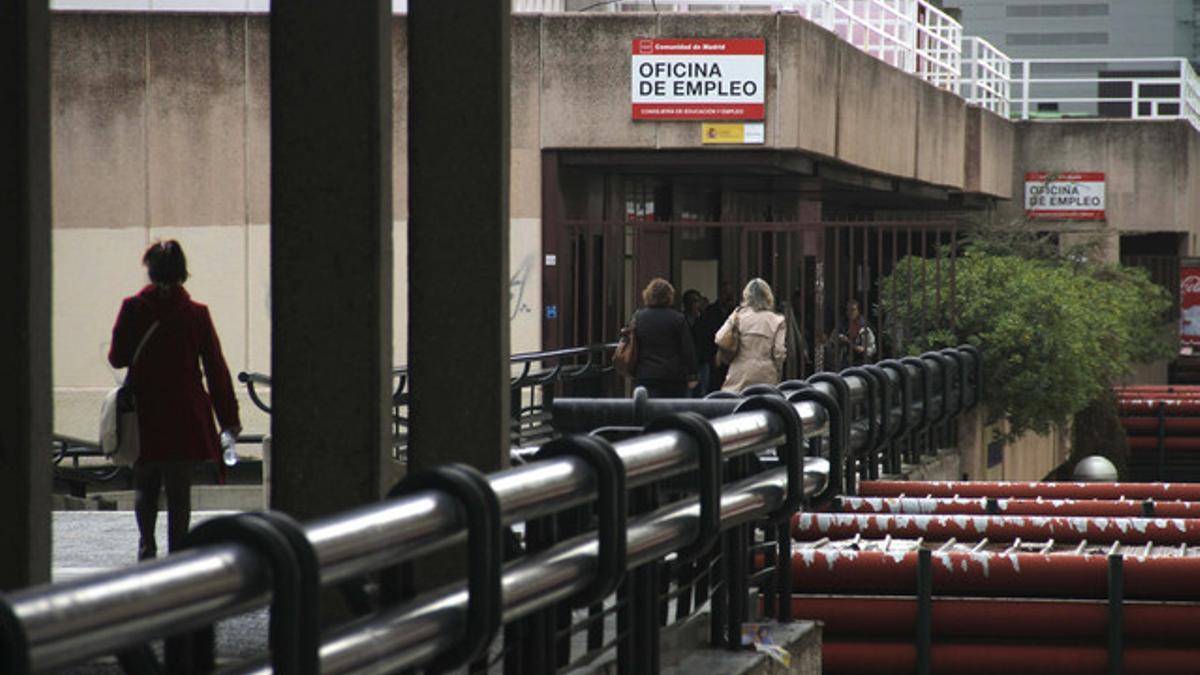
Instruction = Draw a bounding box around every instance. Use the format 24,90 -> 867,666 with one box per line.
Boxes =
544,218 -> 963,374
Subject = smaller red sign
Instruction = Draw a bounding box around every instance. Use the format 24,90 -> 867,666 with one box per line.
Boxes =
1181,259 -> 1200,350
1024,171 -> 1106,221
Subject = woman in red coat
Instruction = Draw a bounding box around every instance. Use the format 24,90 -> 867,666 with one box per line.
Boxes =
108,240 -> 241,560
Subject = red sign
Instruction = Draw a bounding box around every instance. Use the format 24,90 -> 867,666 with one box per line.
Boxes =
1024,172 -> 1106,221
631,38 -> 765,121
1182,259 -> 1200,350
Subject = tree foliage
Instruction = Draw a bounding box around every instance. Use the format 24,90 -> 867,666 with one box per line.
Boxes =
880,229 -> 1173,439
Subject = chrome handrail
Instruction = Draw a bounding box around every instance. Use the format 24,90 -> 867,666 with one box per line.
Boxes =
4,345 -> 981,674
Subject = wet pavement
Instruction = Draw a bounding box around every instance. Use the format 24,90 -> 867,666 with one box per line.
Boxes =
50,511 -> 269,673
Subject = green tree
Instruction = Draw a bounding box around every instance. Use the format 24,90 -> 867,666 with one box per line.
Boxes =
880,231 -> 1173,440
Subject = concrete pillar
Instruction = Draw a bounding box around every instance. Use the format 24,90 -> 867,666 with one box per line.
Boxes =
269,2 -> 393,520
407,1 -> 511,473
0,1 -> 52,589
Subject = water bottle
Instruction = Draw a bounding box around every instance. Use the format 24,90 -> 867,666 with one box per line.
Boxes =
221,429 -> 238,467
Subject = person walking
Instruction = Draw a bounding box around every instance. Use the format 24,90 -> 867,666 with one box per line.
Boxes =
836,299 -> 877,368
682,289 -> 713,396
108,240 -> 241,561
630,278 -> 698,398
715,278 -> 787,392
783,289 -> 810,380
698,281 -> 738,392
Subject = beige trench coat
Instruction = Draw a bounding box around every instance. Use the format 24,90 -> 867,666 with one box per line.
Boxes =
715,307 -> 787,392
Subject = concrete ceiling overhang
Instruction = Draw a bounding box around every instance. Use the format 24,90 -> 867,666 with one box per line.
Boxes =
557,149 -> 974,211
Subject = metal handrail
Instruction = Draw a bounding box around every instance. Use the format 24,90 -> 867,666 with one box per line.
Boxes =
235,465 -> 814,675
552,353 -> 970,449
3,398 -> 814,672
4,346 -> 979,673
237,342 -> 619,415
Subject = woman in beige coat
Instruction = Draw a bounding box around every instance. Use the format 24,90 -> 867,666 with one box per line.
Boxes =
715,278 -> 787,392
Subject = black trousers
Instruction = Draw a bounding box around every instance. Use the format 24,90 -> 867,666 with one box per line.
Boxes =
132,460 -> 194,560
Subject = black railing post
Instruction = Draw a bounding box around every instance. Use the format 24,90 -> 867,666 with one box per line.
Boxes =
382,465 -> 502,674
808,373 -> 853,493
0,596 -> 30,675
1108,554 -> 1124,675
878,360 -> 911,475
177,514 -> 307,675
901,356 -> 933,460
916,548 -> 933,675
620,484 -> 661,675
723,455 -> 752,651
842,367 -> 879,480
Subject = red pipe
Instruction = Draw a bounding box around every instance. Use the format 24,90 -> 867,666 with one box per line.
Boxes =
1127,436 -> 1200,451
858,480 -> 1200,500
823,642 -> 1199,674
790,549 -> 1200,599
790,596 -> 1200,641
1120,417 -> 1200,434
1117,399 -> 1200,415
1115,385 -> 1200,393
792,512 -> 1200,545
1113,389 -> 1200,393
836,496 -> 1200,518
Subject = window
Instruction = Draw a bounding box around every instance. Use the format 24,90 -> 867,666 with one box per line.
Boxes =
1006,4 -> 1109,18
1006,32 -> 1109,46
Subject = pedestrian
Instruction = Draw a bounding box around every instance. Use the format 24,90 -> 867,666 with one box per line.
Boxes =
682,289 -> 713,396
783,288 -> 810,380
629,278 -> 698,398
699,281 -> 738,392
836,299 -> 877,367
715,278 -> 787,392
108,240 -> 241,561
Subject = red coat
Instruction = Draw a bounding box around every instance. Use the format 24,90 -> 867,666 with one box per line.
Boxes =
108,285 -> 241,463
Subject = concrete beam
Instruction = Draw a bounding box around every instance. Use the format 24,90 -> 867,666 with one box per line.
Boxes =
1003,120 -> 1196,232
269,2 -> 393,519
407,2 -> 511,473
964,106 -> 1014,199
0,1 -> 52,589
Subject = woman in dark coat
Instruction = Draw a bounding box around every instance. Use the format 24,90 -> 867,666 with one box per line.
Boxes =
108,240 -> 241,560
631,278 -> 698,398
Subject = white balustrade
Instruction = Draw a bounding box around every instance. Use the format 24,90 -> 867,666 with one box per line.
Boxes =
50,0 -> 570,12
1011,58 -> 1200,132
961,36 -> 1011,117
609,0 -> 964,95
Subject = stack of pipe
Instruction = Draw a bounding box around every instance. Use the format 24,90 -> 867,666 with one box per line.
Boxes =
1115,385 -> 1200,481
787,479 -> 1200,674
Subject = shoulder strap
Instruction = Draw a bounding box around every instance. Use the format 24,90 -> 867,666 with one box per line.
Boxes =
123,320 -> 160,386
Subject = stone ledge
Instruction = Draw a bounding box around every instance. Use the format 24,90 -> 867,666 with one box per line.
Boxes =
661,617 -> 821,675
564,610 -> 821,675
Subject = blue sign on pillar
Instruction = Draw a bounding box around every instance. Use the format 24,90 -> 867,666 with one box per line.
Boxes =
546,305 -> 558,319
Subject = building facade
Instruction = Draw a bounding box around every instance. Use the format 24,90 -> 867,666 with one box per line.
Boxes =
947,0 -> 1199,63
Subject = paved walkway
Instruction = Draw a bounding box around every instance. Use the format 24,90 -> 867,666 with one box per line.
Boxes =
51,511 -> 268,673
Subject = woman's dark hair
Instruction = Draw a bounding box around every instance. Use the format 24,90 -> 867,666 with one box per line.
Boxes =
143,240 -> 189,285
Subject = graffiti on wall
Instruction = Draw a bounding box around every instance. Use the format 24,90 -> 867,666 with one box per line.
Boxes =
510,255 -> 534,320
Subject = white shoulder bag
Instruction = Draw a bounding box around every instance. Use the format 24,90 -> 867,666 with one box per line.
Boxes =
100,321 -> 159,466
